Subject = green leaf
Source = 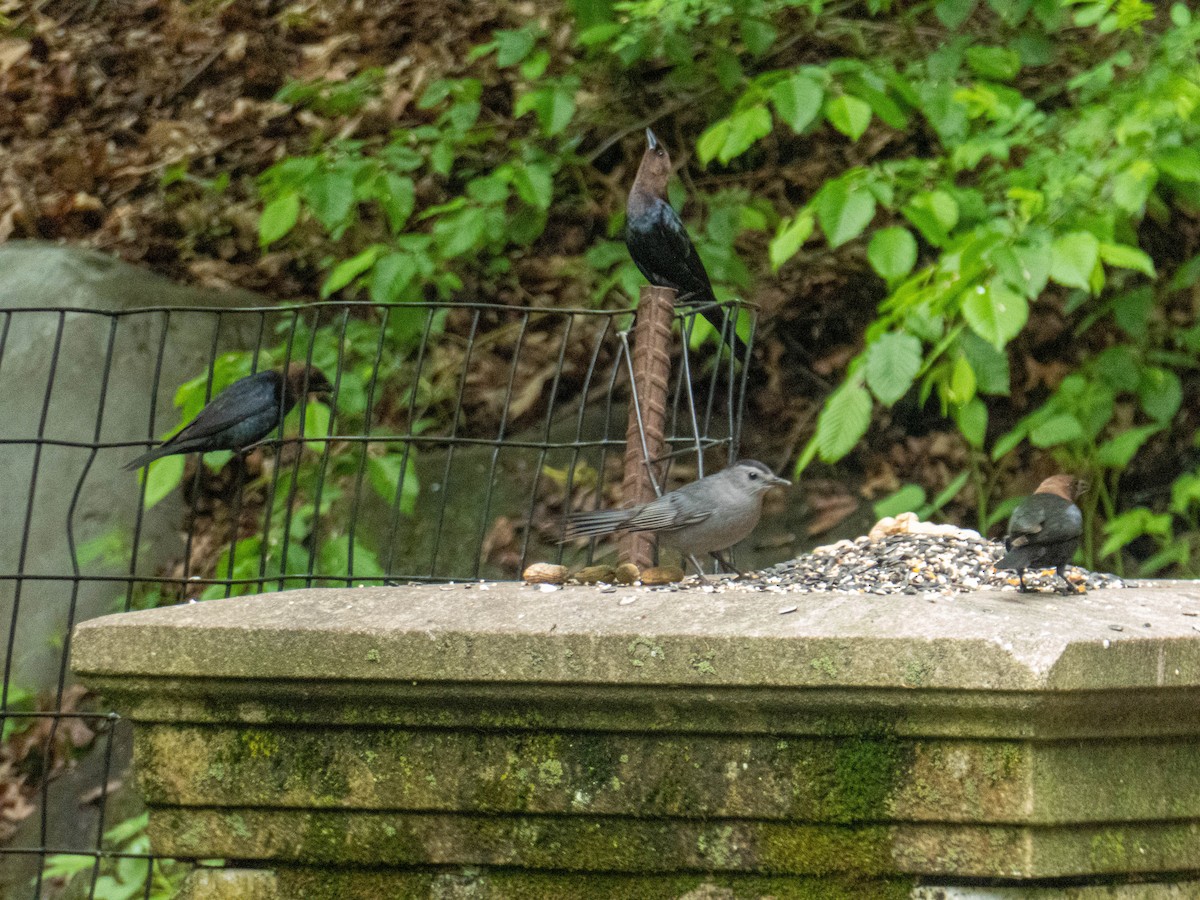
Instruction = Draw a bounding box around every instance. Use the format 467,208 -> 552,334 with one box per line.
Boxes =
1049,231 -> 1100,291
141,454 -> 186,510
318,534 -> 386,582
716,105 -> 772,163
378,175 -> 415,234
1138,367 -> 1182,422
1101,508 -> 1173,559
936,0 -> 978,28
1112,160 -> 1157,213
697,120 -> 730,166
946,352 -> 977,405
816,381 -> 872,461
816,178 -> 877,248
515,79 -> 578,136
965,45 -> 1021,81
954,396 -> 988,449
368,452 -> 420,516
902,190 -> 959,247
1008,235 -> 1051,298
1099,242 -> 1156,277
865,331 -> 922,405
303,171 -> 356,233
960,331 -> 1010,395
434,207 -> 487,258
369,251 -> 418,303
1096,425 -> 1161,469
962,278 -> 1028,348
511,162 -> 554,210
769,211 -> 814,270
1155,146 -> 1200,183
741,17 -> 777,55
925,470 -> 971,516
874,483 -> 927,519
259,193 -> 300,247
990,424 -> 1026,461
300,400 -> 331,454
1029,413 -> 1083,448
867,227 -> 918,281
1109,287 -> 1152,339
320,245 -> 382,298
494,27 -> 537,67
825,95 -> 872,140
771,74 -> 824,133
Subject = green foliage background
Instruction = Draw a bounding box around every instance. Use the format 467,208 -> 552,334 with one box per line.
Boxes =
151,0 -> 1200,580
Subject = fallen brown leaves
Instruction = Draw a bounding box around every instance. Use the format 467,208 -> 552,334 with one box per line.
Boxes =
0,685 -> 99,843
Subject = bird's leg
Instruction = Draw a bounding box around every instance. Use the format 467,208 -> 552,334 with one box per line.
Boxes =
686,554 -> 710,584
1017,569 -> 1030,593
710,551 -> 746,579
1058,564 -> 1086,595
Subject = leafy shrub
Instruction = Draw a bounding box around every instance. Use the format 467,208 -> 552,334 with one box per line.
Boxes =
230,0 -> 1200,574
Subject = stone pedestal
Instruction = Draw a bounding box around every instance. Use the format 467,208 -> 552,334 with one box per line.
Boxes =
71,582 -> 1200,898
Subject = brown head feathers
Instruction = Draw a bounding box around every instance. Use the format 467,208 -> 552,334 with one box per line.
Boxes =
284,363 -> 333,396
631,127 -> 673,200
1034,474 -> 1086,502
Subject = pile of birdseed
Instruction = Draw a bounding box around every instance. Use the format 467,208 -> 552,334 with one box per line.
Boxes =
742,529 -> 1126,596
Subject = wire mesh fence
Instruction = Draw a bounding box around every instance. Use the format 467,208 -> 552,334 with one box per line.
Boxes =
0,297 -> 752,897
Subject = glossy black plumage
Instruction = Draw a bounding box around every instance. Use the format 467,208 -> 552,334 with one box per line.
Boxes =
124,364 -> 332,470
995,475 -> 1085,594
626,128 -> 748,359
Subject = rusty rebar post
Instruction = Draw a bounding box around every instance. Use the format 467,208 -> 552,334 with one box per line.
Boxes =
620,285 -> 675,569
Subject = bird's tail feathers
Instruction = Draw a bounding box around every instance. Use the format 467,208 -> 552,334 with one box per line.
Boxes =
695,306 -> 749,361
563,508 -> 637,541
124,446 -> 172,471
995,547 -> 1035,571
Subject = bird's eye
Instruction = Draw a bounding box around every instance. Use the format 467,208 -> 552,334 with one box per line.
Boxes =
748,471 -> 758,480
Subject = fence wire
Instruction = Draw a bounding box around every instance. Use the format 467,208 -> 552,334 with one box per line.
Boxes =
0,297 -> 751,897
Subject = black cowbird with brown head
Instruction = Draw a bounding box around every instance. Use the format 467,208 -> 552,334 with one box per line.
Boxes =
626,128 -> 748,360
125,363 -> 333,471
995,474 -> 1087,594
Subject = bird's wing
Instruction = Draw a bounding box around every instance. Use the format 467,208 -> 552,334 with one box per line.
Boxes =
1036,501 -> 1083,543
1006,497 -> 1082,547
1007,503 -> 1045,535
627,202 -> 717,305
165,373 -> 279,446
624,492 -> 712,533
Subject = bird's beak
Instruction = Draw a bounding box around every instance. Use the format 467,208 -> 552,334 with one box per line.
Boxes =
645,128 -> 658,150
307,377 -> 334,397
769,474 -> 791,488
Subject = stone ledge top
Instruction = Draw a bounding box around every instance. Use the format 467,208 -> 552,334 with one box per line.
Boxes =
71,581 -> 1200,692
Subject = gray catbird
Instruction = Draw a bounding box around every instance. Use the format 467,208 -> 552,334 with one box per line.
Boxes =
995,474 -> 1086,594
564,459 -> 790,578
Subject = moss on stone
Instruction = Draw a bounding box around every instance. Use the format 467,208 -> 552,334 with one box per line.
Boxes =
809,656 -> 839,678
825,733 -> 909,823
275,868 -> 914,899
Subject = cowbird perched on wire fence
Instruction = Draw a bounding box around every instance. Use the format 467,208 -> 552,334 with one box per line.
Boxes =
995,474 -> 1087,594
565,460 -> 789,579
124,363 -> 333,471
626,128 -> 749,360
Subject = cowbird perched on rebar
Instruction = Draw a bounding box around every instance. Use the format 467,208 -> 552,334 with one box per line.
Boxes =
995,474 -> 1086,594
626,128 -> 749,359
565,460 -> 789,578
124,363 -> 333,471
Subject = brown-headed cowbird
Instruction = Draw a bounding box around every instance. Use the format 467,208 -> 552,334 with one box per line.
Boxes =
626,128 -> 749,360
565,460 -> 789,578
125,363 -> 332,471
995,474 -> 1086,594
